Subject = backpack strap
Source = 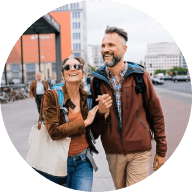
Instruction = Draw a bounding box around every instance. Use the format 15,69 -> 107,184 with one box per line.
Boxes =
50,86 -> 97,144
86,90 -> 93,111
132,73 -> 154,139
55,87 -> 69,123
132,73 -> 146,95
93,78 -> 101,106
86,91 -> 96,144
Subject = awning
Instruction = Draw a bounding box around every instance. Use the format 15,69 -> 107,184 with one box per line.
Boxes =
24,14 -> 60,34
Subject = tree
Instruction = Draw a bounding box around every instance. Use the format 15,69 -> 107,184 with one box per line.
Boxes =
154,69 -> 166,75
167,67 -> 187,76
88,64 -> 96,72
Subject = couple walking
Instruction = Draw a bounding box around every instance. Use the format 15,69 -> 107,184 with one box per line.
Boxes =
39,27 -> 167,191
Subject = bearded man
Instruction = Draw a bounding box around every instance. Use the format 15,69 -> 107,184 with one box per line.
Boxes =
90,27 -> 167,189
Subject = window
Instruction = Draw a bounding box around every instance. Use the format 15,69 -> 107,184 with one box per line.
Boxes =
74,53 -> 81,57
73,22 -> 81,29
26,63 -> 35,81
77,3 -> 79,9
26,63 -> 35,71
12,72 -> 19,79
26,72 -> 36,81
11,64 -> 20,72
73,33 -> 81,40
73,12 -> 80,18
73,43 -> 81,50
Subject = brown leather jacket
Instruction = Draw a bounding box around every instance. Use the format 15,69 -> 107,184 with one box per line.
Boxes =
42,84 -> 108,154
91,65 -> 167,157
30,80 -> 48,98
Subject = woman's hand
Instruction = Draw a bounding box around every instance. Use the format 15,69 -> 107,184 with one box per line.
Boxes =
84,105 -> 98,127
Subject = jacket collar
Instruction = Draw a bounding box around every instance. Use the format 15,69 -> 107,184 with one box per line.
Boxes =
93,61 -> 145,80
62,83 -> 89,109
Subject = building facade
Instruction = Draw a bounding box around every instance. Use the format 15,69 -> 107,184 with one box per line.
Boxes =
53,2 -> 88,72
88,45 -> 104,69
2,12 -> 71,85
145,42 -> 187,76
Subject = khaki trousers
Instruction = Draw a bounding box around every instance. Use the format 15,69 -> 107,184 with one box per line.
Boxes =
106,150 -> 151,189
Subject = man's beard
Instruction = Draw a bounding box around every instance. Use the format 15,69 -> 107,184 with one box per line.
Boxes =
103,53 -> 122,67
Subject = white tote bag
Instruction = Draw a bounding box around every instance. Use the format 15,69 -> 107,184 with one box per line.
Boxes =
26,122 -> 71,177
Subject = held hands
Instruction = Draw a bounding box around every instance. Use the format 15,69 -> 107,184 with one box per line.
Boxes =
84,105 -> 98,127
96,94 -> 112,114
84,94 -> 112,127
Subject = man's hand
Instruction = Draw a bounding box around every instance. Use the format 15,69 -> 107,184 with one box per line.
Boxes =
96,94 -> 112,114
153,154 -> 165,171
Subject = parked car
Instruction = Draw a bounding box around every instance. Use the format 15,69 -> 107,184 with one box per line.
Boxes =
172,75 -> 190,82
162,75 -> 173,80
151,77 -> 164,85
156,73 -> 164,80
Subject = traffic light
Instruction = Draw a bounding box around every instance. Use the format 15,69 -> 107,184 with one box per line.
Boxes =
170,72 -> 173,75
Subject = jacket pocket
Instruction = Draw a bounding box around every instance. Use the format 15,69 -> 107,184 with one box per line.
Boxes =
137,109 -> 147,130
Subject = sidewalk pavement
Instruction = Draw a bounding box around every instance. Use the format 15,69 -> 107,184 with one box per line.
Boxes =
1,86 -> 191,192
1,94 -> 115,192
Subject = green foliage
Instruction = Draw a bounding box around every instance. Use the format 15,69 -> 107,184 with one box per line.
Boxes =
88,64 -> 96,72
167,67 -> 187,75
154,69 -> 166,75
155,67 -> 187,76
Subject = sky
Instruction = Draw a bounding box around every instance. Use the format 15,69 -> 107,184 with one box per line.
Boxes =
86,0 -> 174,63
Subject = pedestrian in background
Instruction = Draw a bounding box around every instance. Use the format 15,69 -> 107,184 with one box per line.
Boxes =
90,27 -> 167,189
30,72 -> 48,113
43,57 -> 111,190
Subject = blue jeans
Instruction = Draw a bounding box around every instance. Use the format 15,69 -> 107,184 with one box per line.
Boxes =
65,154 -> 93,191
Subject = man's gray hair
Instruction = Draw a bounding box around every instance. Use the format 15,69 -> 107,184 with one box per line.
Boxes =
105,26 -> 128,44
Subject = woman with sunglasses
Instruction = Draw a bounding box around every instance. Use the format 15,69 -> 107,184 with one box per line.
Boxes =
43,57 -> 112,191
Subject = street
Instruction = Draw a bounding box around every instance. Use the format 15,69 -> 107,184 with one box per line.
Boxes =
153,80 -> 191,94
1,81 -> 192,192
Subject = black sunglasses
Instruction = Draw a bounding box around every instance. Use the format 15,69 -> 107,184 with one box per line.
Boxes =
62,64 -> 83,71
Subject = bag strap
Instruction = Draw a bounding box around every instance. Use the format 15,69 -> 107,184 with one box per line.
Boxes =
86,92 -> 96,144
86,95 -> 93,112
93,78 -> 101,106
38,90 -> 61,129
55,87 -> 69,123
132,73 -> 146,95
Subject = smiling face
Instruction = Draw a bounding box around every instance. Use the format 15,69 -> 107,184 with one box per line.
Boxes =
62,58 -> 84,84
101,33 -> 127,67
